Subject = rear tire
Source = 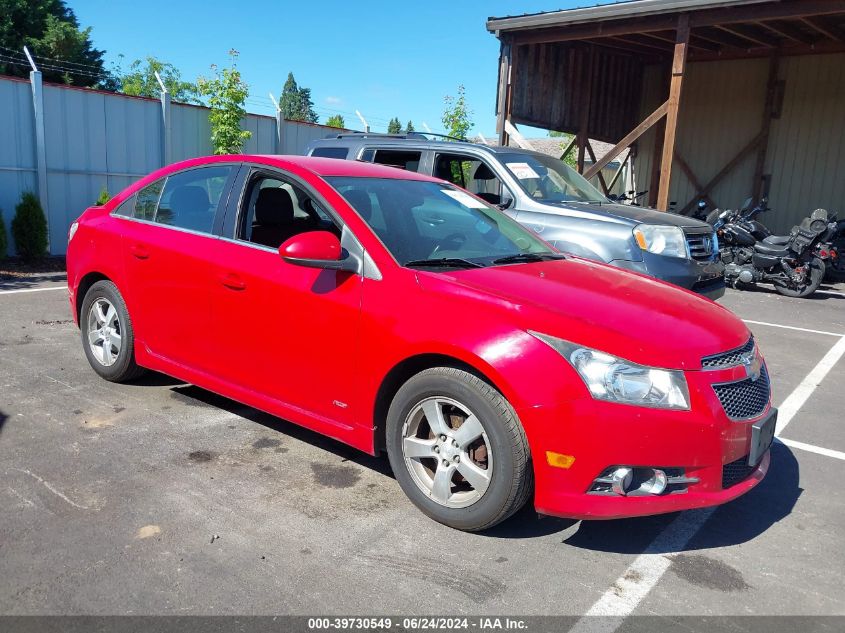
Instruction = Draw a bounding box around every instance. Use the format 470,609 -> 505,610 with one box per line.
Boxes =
385,367 -> 533,531
824,237 -> 845,282
774,257 -> 825,298
80,280 -> 146,382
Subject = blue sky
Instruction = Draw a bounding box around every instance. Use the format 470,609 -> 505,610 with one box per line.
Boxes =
72,0 -> 614,137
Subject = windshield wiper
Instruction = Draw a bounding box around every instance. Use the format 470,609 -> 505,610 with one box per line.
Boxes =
492,253 -> 566,265
404,257 -> 484,269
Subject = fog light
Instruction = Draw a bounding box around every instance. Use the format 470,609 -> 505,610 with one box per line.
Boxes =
639,469 -> 668,495
610,467 -> 633,496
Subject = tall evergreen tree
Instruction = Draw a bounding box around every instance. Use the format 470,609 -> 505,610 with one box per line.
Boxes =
0,0 -> 114,88
387,117 -> 402,134
280,72 -> 318,123
405,120 -> 415,133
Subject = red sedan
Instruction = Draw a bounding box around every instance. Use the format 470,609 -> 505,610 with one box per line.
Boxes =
67,155 -> 775,531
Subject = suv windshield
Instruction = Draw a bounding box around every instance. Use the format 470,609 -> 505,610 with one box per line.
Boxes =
500,152 -> 607,204
326,177 -> 559,269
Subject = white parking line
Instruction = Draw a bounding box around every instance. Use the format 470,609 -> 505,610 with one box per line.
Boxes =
743,319 -> 844,337
569,332 -> 845,631
0,285 -> 68,295
777,438 -> 845,461
775,335 -> 845,436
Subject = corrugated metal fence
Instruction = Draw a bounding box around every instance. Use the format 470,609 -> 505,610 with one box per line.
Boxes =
0,74 -> 344,255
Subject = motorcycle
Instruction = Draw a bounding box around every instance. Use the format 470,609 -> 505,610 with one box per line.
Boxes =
710,204 -> 835,298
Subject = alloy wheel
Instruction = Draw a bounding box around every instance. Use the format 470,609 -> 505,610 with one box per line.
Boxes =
401,396 -> 493,508
87,298 -> 122,366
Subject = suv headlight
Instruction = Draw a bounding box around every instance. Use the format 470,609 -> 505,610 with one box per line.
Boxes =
530,332 -> 690,410
633,224 -> 688,258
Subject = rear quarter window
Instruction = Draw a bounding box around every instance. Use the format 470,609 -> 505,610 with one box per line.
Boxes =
311,147 -> 349,159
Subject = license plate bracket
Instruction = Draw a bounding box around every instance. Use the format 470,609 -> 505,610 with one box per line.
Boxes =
749,409 -> 777,466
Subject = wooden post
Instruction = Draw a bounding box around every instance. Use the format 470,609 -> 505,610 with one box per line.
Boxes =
585,141 -> 610,195
752,51 -> 780,203
657,14 -> 689,211
496,42 -> 513,146
576,45 -> 595,174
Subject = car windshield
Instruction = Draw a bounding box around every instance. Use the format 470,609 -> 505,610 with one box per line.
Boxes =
326,177 -> 559,268
499,152 -> 607,204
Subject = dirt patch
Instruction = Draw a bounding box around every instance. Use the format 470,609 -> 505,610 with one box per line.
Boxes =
0,257 -> 66,280
310,462 -> 361,489
188,451 -> 215,463
670,554 -> 750,592
252,437 -> 281,450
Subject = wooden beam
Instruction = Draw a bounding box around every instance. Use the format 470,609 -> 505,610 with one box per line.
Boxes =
606,150 -> 631,192
612,34 -> 675,52
583,100 -> 669,180
715,24 -> 778,48
559,134 -> 577,161
801,16 -> 845,42
689,0 -> 845,28
695,26 -> 750,48
753,52 -> 781,202
757,20 -> 815,45
687,38 -> 845,61
657,15 -> 689,212
679,132 -> 764,215
496,42 -> 513,146
585,141 -> 611,195
673,149 -> 717,211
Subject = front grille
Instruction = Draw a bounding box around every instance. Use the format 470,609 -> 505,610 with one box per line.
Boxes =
702,337 -> 755,369
722,455 -> 756,488
686,231 -> 717,261
712,364 -> 770,420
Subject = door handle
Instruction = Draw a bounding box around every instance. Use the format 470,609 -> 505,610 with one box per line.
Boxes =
219,272 -> 246,291
129,244 -> 150,259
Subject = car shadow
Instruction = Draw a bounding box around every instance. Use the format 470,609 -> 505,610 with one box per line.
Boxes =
163,384 -> 801,545
169,384 -> 393,478
733,282 -> 844,300
0,409 -> 7,437
561,441 -> 801,554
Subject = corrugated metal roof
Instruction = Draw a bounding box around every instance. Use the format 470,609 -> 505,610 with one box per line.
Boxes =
487,0 -> 769,32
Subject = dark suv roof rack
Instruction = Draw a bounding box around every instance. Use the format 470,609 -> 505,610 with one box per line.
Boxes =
326,131 -> 469,143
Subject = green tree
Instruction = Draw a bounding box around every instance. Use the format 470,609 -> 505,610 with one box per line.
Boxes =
0,0 -> 115,88
197,50 -> 251,155
549,131 -> 577,168
387,117 -> 402,134
280,72 -> 318,123
405,120 -> 415,133
0,209 -> 8,261
11,192 -> 48,261
119,56 -> 199,103
95,186 -> 110,205
441,85 -> 472,140
325,114 -> 345,128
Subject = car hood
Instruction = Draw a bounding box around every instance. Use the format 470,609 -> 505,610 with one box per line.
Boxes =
549,201 -> 711,229
418,257 -> 747,370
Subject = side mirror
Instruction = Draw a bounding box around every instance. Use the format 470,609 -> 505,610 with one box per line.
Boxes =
279,231 -> 359,273
607,193 -> 619,202
497,196 -> 514,211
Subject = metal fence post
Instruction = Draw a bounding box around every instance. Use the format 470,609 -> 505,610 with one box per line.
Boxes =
269,92 -> 282,154
155,71 -> 172,166
24,47 -> 51,254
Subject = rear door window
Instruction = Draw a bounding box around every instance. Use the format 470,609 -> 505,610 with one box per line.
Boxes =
365,149 -> 422,172
154,166 -> 234,234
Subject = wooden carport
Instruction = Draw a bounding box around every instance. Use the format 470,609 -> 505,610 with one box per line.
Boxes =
489,0 -> 845,214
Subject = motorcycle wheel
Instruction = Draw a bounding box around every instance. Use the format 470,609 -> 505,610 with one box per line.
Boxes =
824,237 -> 845,282
774,256 -> 825,298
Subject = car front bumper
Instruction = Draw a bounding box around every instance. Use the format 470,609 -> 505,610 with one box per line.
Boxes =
518,367 -> 773,520
613,254 -> 725,300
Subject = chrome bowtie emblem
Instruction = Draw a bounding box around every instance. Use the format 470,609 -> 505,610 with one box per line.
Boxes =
740,351 -> 761,381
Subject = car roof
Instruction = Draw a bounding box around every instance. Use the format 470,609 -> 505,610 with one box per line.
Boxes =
158,154 -> 441,182
308,134 -> 544,157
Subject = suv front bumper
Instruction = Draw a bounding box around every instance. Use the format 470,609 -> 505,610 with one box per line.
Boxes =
613,254 -> 725,300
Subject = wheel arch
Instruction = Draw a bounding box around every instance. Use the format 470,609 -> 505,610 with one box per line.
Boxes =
75,271 -> 112,325
371,352 -> 509,455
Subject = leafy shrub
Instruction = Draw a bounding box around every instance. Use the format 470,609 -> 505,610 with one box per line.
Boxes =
0,209 -> 7,261
11,192 -> 48,262
96,187 -> 110,205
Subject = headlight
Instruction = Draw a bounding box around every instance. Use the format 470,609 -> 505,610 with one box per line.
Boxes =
633,224 -> 688,258
68,221 -> 79,243
530,332 -> 690,410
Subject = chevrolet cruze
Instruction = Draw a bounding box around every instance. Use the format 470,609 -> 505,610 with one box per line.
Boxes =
67,155 -> 775,531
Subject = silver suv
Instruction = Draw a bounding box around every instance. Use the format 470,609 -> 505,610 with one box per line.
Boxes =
305,134 -> 725,299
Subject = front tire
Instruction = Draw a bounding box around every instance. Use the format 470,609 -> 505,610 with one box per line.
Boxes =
774,256 -> 825,298
386,367 -> 532,531
80,280 -> 145,382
